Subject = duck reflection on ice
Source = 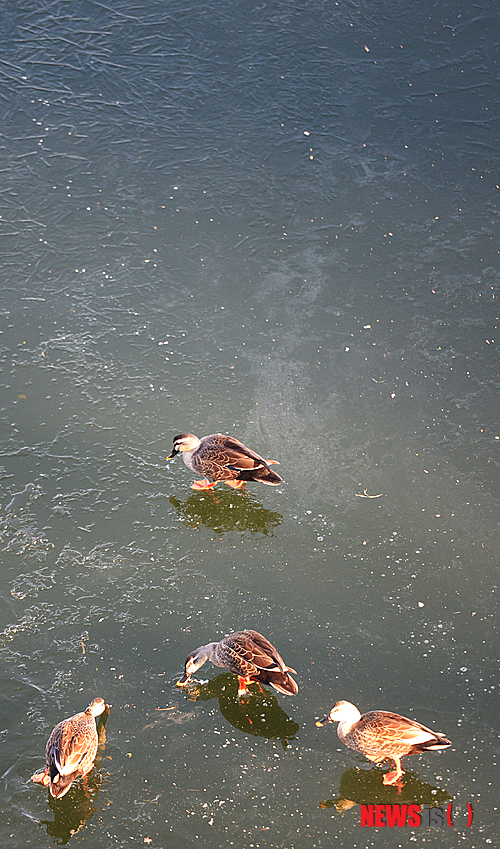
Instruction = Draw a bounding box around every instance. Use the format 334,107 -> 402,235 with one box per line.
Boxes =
318,766 -> 451,812
169,491 -> 282,536
181,672 -> 299,748
40,775 -> 102,844
38,710 -> 109,844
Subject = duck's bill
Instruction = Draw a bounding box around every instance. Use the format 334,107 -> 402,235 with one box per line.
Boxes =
167,450 -> 179,460
177,673 -> 191,687
315,716 -> 332,727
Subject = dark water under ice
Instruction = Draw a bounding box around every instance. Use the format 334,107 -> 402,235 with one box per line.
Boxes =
0,1 -> 499,847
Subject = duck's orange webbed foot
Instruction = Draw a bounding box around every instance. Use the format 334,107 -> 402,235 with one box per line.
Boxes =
237,676 -> 253,697
382,768 -> 405,786
31,766 -> 50,786
81,767 -> 94,791
224,480 -> 245,489
237,676 -> 264,697
191,479 -> 217,490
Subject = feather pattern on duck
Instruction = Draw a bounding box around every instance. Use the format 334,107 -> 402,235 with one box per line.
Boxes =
316,700 -> 451,785
31,698 -> 109,798
167,433 -> 283,490
177,630 -> 298,696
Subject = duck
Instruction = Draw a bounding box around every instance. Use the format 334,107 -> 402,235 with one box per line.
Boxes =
177,630 -> 298,697
316,700 -> 451,785
167,432 -> 283,490
31,697 -> 109,798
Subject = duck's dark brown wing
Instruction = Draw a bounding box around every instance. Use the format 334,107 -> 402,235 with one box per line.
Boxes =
350,711 -> 451,760
226,630 -> 285,670
192,435 -> 282,484
217,631 -> 298,694
47,714 -> 98,779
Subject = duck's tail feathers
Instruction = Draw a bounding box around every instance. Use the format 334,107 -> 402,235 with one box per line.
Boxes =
412,733 -> 451,754
238,466 -> 283,485
49,771 -> 80,799
267,671 -> 299,696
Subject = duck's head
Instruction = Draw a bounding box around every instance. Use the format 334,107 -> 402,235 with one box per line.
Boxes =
86,697 -> 109,717
167,433 -> 200,460
176,643 -> 215,687
315,700 -> 358,727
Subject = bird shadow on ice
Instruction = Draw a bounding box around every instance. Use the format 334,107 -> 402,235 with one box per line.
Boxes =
180,672 -> 299,748
169,490 -> 283,536
317,766 -> 451,812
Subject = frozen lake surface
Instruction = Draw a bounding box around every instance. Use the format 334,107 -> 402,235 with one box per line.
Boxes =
0,1 -> 498,846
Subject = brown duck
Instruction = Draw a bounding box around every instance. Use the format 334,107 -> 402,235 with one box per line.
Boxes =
316,700 -> 451,785
167,432 -> 282,490
177,630 -> 298,697
31,697 -> 109,798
